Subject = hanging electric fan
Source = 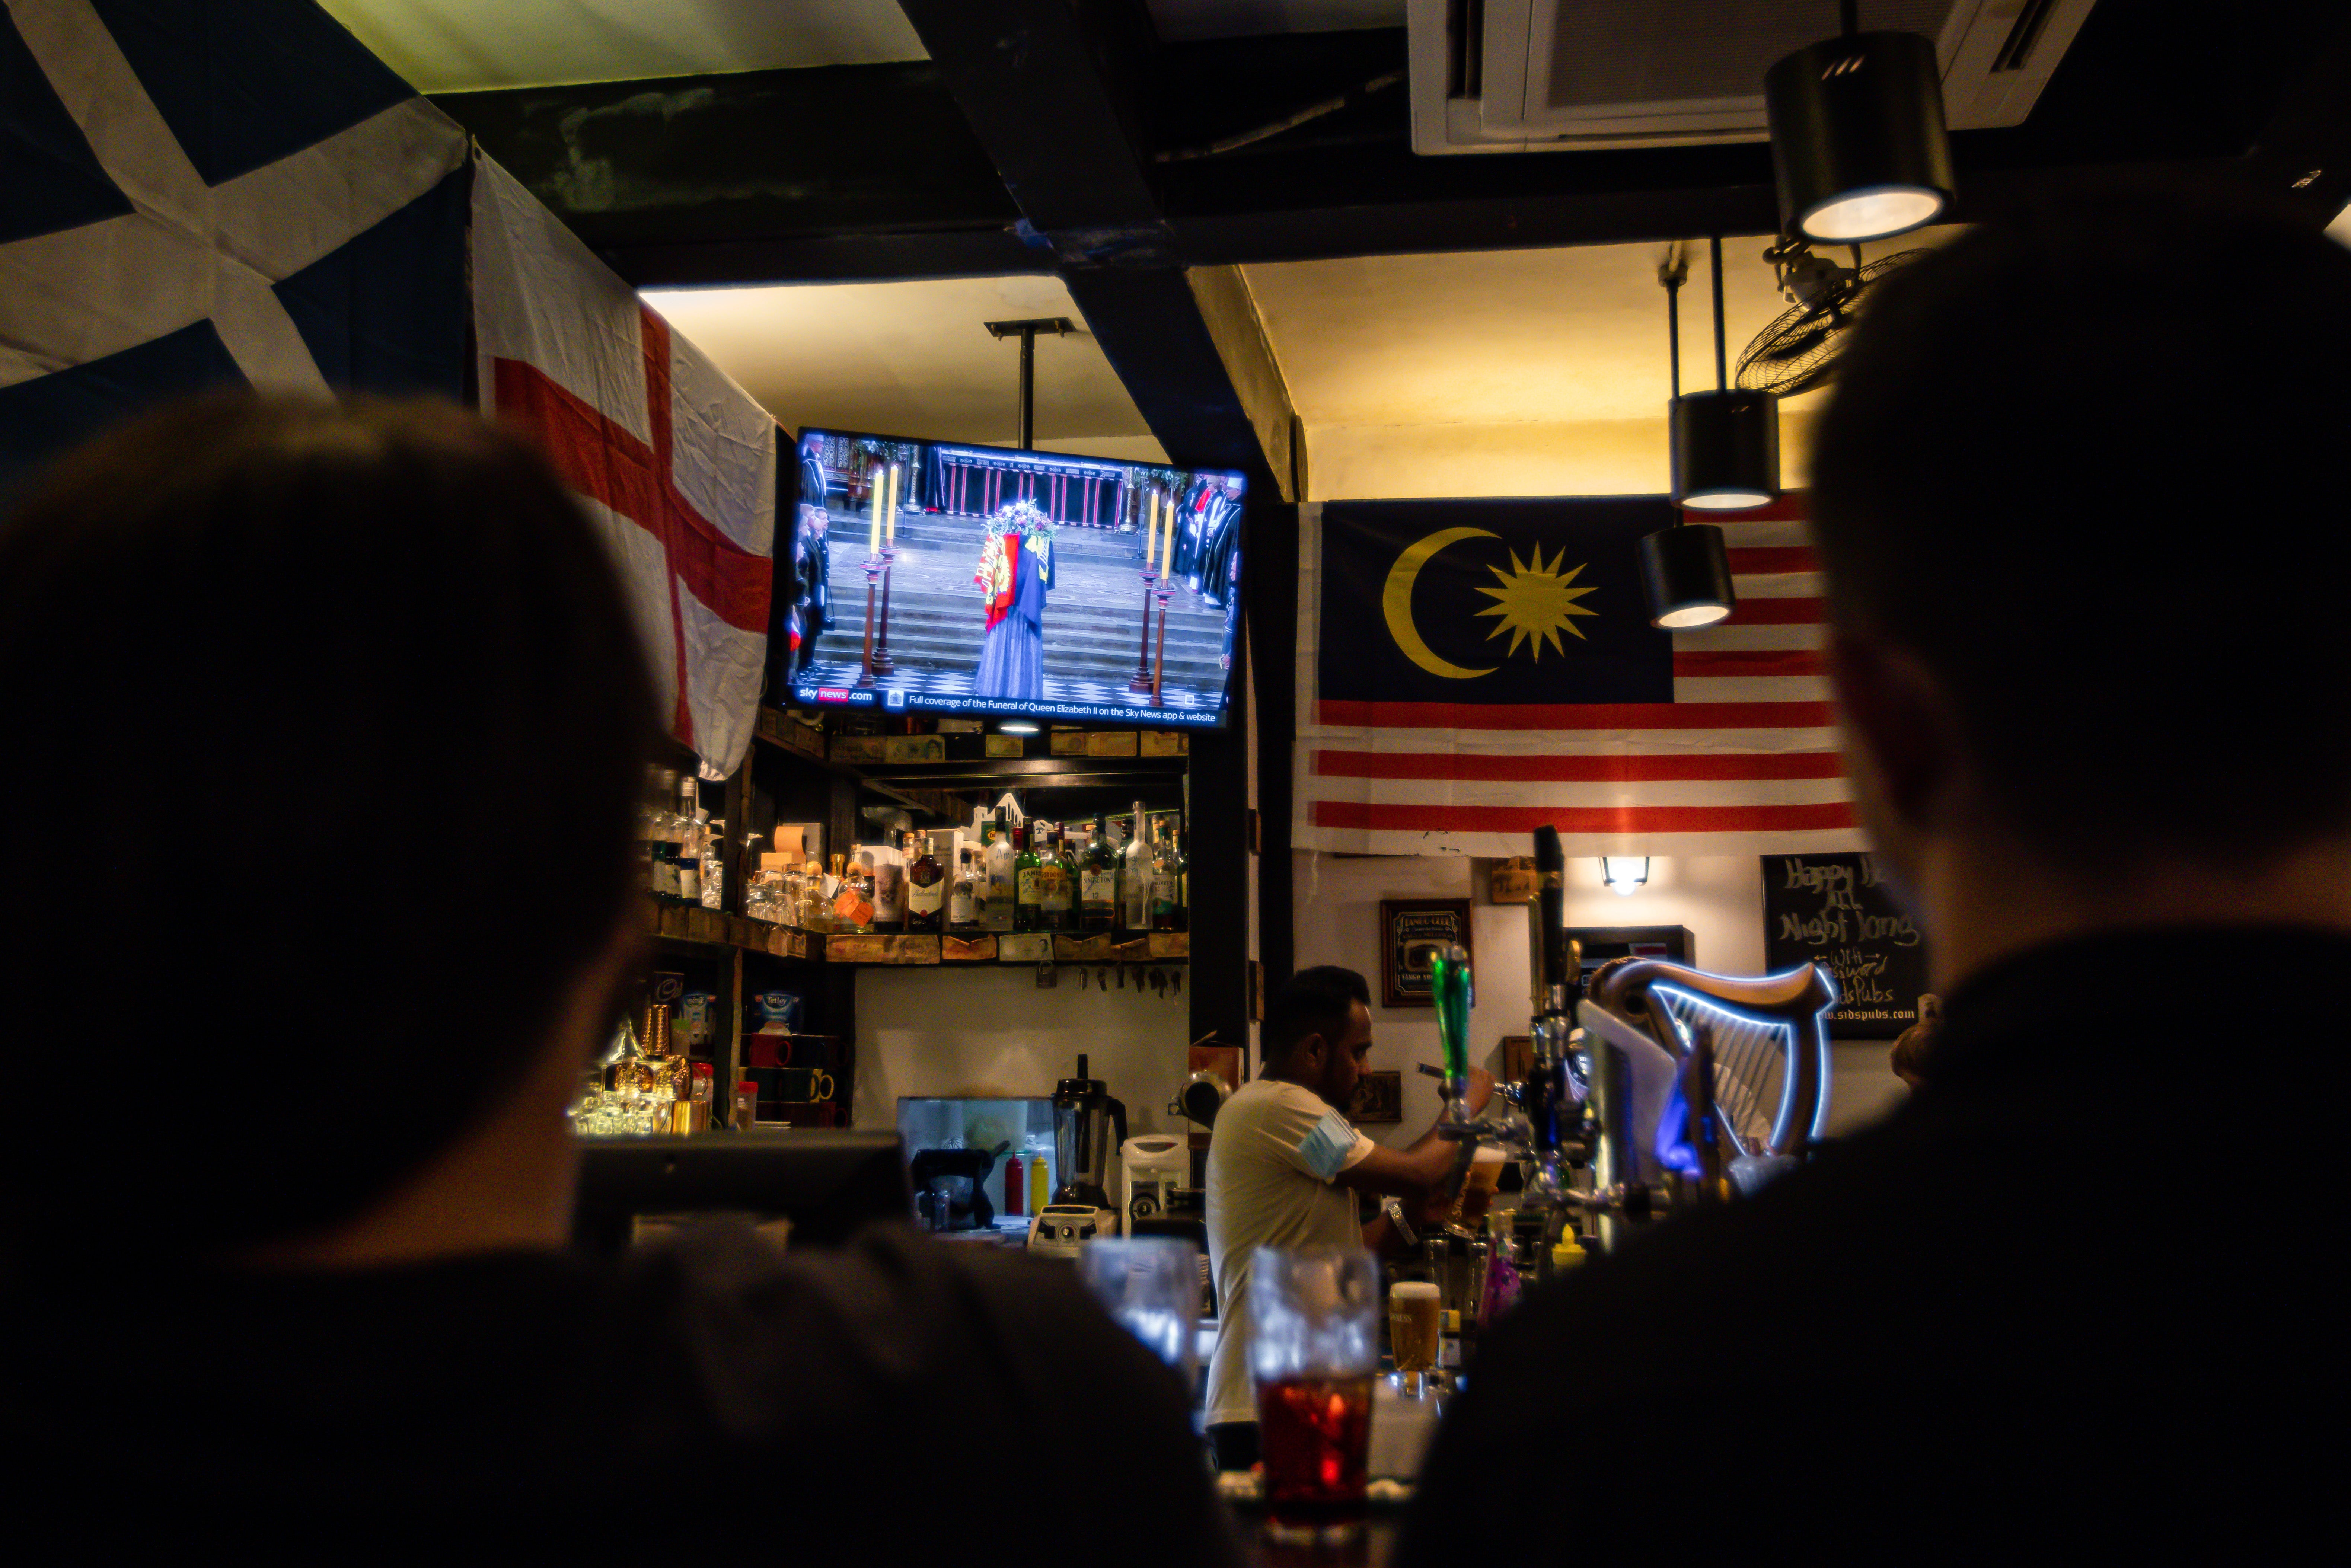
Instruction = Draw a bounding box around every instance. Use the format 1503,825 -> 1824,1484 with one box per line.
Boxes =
1735,239 -> 1927,397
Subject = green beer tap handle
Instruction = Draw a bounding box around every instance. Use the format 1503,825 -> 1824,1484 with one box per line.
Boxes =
1432,942 -> 1473,1089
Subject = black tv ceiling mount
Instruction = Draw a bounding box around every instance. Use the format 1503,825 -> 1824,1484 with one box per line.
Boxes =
982,317 -> 1077,450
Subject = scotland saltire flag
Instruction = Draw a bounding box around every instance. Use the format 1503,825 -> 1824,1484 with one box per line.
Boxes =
0,0 -> 469,494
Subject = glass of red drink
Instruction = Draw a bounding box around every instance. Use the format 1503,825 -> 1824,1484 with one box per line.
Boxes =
1248,1247 -> 1379,1510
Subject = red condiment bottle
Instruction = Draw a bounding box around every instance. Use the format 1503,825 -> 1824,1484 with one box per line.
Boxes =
1002,1150 -> 1024,1218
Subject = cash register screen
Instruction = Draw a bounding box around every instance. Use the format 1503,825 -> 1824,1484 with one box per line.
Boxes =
571,1131 -> 911,1254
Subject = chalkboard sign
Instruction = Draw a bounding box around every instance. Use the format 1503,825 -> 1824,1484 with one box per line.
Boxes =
1760,853 -> 1929,1039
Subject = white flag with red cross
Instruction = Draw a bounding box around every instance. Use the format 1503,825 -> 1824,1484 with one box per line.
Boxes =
470,157 -> 775,779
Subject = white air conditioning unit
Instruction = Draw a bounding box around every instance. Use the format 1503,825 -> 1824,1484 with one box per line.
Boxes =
1407,0 -> 2099,155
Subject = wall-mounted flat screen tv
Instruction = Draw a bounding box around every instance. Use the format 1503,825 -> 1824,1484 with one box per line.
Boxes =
780,428 -> 1245,728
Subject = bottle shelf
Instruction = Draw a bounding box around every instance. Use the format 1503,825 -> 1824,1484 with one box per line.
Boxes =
828,930 -> 1189,965
650,899 -> 826,959
750,706 -> 961,819
649,899 -> 1187,967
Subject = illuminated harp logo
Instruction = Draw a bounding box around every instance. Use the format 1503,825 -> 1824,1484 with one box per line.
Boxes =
1579,958 -> 1840,1202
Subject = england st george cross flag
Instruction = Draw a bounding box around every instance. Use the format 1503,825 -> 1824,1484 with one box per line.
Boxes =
1294,494 -> 1865,858
0,0 -> 468,492
472,158 -> 776,780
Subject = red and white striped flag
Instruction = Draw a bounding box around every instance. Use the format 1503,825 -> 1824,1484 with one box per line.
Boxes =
470,158 -> 776,779
1293,494 -> 1863,858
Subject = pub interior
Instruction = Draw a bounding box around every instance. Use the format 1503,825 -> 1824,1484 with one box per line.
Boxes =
4,0 -> 2347,1558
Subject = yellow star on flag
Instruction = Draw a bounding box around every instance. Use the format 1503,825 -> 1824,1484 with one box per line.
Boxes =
1472,545 -> 1600,660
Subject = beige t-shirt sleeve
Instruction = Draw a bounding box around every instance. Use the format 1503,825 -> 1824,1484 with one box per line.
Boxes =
1257,1083 -> 1374,1182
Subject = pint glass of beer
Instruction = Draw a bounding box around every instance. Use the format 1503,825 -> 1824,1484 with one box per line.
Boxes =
1387,1281 -> 1441,1395
1250,1246 -> 1379,1511
1450,1144 -> 1506,1230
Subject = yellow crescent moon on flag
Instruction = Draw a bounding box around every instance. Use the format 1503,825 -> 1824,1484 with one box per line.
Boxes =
1383,527 -> 1500,680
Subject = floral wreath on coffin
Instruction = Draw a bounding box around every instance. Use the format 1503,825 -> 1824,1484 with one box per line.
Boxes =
973,497 -> 1056,603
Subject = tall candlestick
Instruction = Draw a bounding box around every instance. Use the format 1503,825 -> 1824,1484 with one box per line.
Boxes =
868,465 -> 881,556
885,463 -> 899,546
1142,491 -> 1156,573
1150,491 -> 1165,574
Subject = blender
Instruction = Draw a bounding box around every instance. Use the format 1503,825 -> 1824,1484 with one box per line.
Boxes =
1049,1054 -> 1128,1214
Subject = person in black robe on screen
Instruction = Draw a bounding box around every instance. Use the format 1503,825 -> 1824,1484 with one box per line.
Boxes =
782,440 -> 832,685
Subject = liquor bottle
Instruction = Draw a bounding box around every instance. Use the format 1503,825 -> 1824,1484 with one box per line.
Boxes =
779,848 -> 803,928
677,802 -> 704,906
801,847 -> 831,932
1079,815 -> 1119,932
949,847 -> 979,932
645,769 -> 681,901
1153,828 -> 1188,932
905,830 -> 945,934
830,852 -> 872,934
871,839 -> 906,933
983,808 -> 1017,933
737,830 -> 765,921
1039,824 -> 1076,933
669,776 -> 699,902
699,818 -> 725,910
1014,823 -> 1043,932
1119,802 -> 1151,934
854,852 -> 879,927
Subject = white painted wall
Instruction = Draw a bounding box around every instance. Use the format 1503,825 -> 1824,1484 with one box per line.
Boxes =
850,967 -> 1191,1139
1305,413 -> 1819,506
1290,850 -> 1907,1148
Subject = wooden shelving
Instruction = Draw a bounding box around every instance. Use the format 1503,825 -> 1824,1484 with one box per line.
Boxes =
857,755 -> 1188,786
650,899 -> 823,960
750,706 -> 958,818
826,930 -> 1189,965
648,900 -> 1187,967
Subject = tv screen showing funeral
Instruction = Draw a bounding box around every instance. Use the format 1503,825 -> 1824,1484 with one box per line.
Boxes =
782,429 -> 1245,727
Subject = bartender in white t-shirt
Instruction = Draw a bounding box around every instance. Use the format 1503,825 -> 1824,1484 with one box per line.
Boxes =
1202,965 -> 1494,1472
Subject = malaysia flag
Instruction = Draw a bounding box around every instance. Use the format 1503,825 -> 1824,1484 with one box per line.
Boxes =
1294,492 -> 1863,858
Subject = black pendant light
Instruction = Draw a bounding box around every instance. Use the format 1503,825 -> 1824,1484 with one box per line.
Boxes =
1639,524 -> 1736,629
1669,239 -> 1779,512
1642,240 -> 1758,630
1766,2 -> 1955,244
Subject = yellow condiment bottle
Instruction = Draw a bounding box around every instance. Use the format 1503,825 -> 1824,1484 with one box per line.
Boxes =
1030,1150 -> 1051,1214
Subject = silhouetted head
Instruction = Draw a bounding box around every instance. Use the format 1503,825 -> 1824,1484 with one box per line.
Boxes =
0,393 -> 659,1260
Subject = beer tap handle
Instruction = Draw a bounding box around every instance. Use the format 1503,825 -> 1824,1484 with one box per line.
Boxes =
1432,943 -> 1474,1126
1534,825 -> 1569,1013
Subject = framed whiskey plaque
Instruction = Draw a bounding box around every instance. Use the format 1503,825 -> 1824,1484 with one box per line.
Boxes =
1379,898 -> 1473,1009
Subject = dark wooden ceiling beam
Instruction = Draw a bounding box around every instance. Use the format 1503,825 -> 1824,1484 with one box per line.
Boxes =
432,61 -> 1031,282
890,1 -> 1290,1063
433,6 -> 2350,286
892,0 -> 1291,499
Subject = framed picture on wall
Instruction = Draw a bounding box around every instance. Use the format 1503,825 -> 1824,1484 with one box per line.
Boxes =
1379,898 -> 1473,1009
1349,1069 -> 1404,1124
1499,1035 -> 1534,1086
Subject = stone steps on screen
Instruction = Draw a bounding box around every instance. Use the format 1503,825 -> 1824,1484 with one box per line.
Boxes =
806,510 -> 1234,693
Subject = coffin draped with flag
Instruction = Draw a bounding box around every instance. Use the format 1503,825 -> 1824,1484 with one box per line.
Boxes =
1294,495 -> 1864,858
0,0 -> 776,779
